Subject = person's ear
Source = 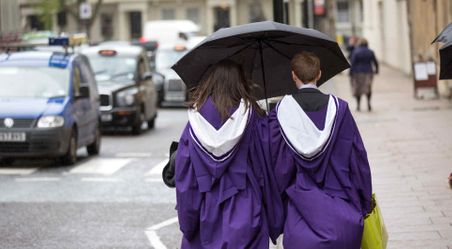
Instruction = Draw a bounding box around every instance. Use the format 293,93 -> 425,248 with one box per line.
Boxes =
316,70 -> 322,81
292,71 -> 298,82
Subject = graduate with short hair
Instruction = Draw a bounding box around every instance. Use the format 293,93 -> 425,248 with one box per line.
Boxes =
269,51 -> 373,249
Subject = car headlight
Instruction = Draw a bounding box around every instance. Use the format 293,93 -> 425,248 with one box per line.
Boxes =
37,116 -> 65,128
116,88 -> 138,106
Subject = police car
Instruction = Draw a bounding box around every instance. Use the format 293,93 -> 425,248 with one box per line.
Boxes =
0,37 -> 101,165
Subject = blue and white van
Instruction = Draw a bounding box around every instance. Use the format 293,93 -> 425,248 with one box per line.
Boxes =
0,42 -> 101,165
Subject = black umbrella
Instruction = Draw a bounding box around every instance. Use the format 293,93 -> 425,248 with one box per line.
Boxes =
432,23 -> 452,79
172,21 -> 349,100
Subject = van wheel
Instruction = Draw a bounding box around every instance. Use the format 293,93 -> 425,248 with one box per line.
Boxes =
61,129 -> 77,165
87,125 -> 101,155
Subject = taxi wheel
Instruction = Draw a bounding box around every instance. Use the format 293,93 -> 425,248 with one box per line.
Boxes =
61,130 -> 77,165
147,117 -> 155,129
132,111 -> 144,135
87,125 -> 101,156
0,157 -> 14,165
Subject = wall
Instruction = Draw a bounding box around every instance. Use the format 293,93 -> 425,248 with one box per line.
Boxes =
0,0 -> 21,32
407,0 -> 452,96
363,0 -> 411,75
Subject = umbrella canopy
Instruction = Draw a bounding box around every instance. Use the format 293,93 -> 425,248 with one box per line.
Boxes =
172,21 -> 349,99
432,23 -> 452,79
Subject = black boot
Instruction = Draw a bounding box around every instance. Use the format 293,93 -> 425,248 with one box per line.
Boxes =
367,93 -> 372,112
356,96 -> 361,112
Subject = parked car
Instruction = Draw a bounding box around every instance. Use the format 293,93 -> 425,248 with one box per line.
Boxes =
81,44 -> 158,134
154,44 -> 188,106
0,48 -> 101,165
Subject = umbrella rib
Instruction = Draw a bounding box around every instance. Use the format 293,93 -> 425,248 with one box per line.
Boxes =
262,40 -> 291,59
226,41 -> 256,58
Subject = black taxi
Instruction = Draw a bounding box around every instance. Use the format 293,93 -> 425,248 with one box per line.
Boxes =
81,45 -> 158,134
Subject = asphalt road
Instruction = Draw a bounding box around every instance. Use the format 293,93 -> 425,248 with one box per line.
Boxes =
0,108 -> 187,249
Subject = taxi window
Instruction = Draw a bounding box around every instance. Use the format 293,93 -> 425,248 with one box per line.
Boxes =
88,55 -> 137,84
0,67 -> 70,98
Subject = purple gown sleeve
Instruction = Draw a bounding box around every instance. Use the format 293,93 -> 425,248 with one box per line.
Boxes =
269,109 -> 296,194
175,124 -> 202,240
349,112 -> 373,215
254,115 -> 284,244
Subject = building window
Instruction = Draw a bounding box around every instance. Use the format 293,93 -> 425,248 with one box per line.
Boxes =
101,14 -> 113,40
249,2 -> 266,22
129,11 -> 142,39
161,8 -> 175,20
336,1 -> 350,23
186,8 -> 200,24
27,15 -> 44,31
214,6 -> 230,31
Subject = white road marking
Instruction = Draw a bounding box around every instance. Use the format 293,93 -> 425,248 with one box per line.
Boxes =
146,159 -> 168,176
145,217 -> 179,249
0,168 -> 38,175
15,177 -> 61,182
145,230 -> 167,249
81,177 -> 123,182
149,217 -> 178,230
68,158 -> 134,175
115,152 -> 152,158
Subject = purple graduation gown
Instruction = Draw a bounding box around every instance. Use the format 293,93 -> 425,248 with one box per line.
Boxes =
269,95 -> 372,249
175,98 -> 283,249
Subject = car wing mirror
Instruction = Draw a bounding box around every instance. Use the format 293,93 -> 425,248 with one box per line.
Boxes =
76,85 -> 90,99
142,71 -> 153,81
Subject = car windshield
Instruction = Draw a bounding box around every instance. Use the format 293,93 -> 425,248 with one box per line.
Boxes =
0,67 -> 69,98
88,56 -> 137,84
155,49 -> 187,72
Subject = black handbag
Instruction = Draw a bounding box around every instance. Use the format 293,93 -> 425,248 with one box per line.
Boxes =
162,141 -> 178,188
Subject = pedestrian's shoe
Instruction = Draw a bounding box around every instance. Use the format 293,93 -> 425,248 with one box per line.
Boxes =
368,103 -> 372,112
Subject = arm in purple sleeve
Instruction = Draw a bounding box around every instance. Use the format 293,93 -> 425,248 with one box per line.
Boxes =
175,125 -> 202,240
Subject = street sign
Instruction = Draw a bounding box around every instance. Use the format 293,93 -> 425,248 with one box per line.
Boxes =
79,3 -> 92,20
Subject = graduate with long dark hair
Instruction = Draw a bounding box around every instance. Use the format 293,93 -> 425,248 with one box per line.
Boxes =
175,60 -> 283,249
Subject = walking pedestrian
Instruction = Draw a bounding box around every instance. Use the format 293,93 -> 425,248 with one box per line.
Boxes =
346,35 -> 358,59
269,51 -> 373,249
350,38 -> 379,111
174,60 -> 283,249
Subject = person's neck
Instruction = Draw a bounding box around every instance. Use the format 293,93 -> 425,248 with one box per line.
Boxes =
297,82 -> 318,90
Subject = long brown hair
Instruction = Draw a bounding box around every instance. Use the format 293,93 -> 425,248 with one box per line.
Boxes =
189,60 -> 263,121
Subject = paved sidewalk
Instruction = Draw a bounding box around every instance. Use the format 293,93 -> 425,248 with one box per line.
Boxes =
332,66 -> 452,249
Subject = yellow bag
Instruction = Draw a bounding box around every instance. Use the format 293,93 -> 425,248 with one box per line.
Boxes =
361,194 -> 388,249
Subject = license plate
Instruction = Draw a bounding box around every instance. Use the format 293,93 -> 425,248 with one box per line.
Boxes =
101,114 -> 112,122
0,132 -> 26,142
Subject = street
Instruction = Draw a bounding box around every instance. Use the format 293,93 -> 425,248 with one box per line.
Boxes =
1,66 -> 452,249
0,109 -> 186,249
